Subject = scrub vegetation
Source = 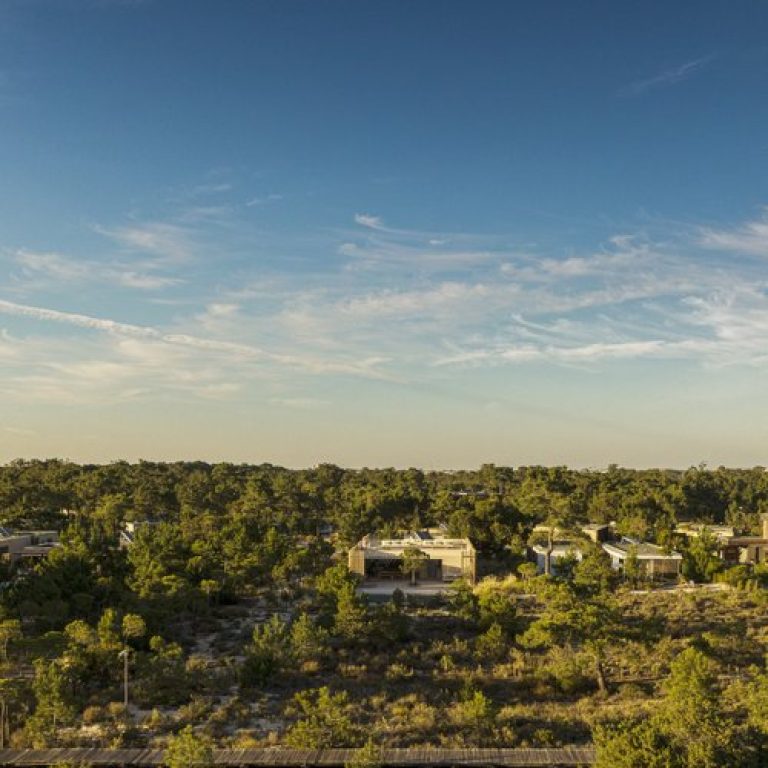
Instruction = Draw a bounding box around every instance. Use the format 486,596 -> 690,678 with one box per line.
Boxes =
0,460 -> 766,765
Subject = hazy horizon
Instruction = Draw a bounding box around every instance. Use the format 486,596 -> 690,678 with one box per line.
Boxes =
1,1 -> 767,467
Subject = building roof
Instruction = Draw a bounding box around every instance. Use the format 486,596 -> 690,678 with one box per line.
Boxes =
354,531 -> 474,552
0,529 -> 57,541
723,537 -> 768,547
19,545 -> 58,557
603,540 -> 682,560
531,542 -> 583,556
675,523 -> 735,542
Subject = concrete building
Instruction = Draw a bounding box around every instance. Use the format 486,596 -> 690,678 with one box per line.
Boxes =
348,530 -> 476,584
581,523 -> 613,543
718,514 -> 768,565
675,522 -> 735,543
602,538 -> 682,579
528,522 -> 612,575
530,542 -> 583,575
0,527 -> 59,563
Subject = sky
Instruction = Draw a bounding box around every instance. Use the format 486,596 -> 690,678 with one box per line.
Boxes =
0,0 -> 767,469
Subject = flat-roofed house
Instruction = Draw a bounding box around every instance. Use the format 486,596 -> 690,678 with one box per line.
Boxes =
675,523 -> 735,543
530,542 -> 584,575
348,530 -> 476,584
0,528 -> 59,563
581,523 -> 613,543
718,515 -> 768,566
602,538 -> 682,579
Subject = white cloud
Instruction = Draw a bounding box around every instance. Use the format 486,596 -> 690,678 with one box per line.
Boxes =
435,340 -> 691,367
10,248 -> 181,292
623,55 -> 714,95
5,206 -> 768,409
339,282 -> 491,318
0,299 -> 160,338
14,250 -> 91,281
267,216 -> 765,372
354,213 -> 386,230
194,302 -> 241,332
116,271 -> 180,290
699,209 -> 768,258
0,298 -> 390,381
94,221 -> 195,263
557,340 -> 667,361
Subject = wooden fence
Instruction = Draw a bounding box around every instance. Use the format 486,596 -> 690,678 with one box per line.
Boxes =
0,747 -> 596,767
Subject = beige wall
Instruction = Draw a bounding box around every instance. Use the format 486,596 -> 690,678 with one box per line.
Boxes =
642,557 -> 681,578
349,540 -> 476,582
0,531 -> 59,561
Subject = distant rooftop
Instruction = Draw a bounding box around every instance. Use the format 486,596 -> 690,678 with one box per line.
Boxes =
531,542 -> 583,556
361,530 -> 474,550
603,539 -> 681,560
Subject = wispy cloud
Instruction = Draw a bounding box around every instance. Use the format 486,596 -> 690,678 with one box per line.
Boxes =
265,211 -> 768,374
435,341 -> 649,367
339,282 -> 492,318
0,298 -> 390,380
354,213 -> 386,230
341,213 -> 503,271
622,55 -> 714,95
93,221 -> 196,263
4,203 -> 768,407
191,182 -> 232,195
698,208 -> 768,257
246,193 -> 284,207
10,248 -> 180,291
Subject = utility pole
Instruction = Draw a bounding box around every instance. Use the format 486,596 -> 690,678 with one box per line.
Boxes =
118,648 -> 130,711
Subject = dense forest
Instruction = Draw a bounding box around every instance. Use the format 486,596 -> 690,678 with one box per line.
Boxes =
0,460 -> 766,767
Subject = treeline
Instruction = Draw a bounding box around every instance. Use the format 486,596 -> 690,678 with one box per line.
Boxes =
2,459 -> 768,545
2,459 -> 766,634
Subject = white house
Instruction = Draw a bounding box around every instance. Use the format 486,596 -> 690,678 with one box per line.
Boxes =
602,538 -> 682,579
530,542 -> 584,575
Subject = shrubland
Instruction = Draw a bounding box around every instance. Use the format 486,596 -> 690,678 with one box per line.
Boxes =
0,460 -> 765,760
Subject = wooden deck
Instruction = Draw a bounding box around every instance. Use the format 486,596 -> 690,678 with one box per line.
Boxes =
0,747 -> 596,767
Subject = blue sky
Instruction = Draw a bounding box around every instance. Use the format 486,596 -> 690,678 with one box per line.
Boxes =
0,0 -> 767,467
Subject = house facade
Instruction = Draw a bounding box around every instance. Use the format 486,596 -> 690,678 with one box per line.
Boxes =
602,538 -> 682,579
530,542 -> 583,575
0,527 -> 59,563
348,530 -> 476,584
718,516 -> 768,565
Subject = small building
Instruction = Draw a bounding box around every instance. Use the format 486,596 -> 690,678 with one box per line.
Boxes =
602,538 -> 682,579
531,522 -> 613,544
531,523 -> 567,540
675,522 -> 735,543
0,528 -> 59,564
581,523 -> 613,543
718,515 -> 768,566
348,530 -> 476,584
119,520 -> 161,548
530,542 -> 583,575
